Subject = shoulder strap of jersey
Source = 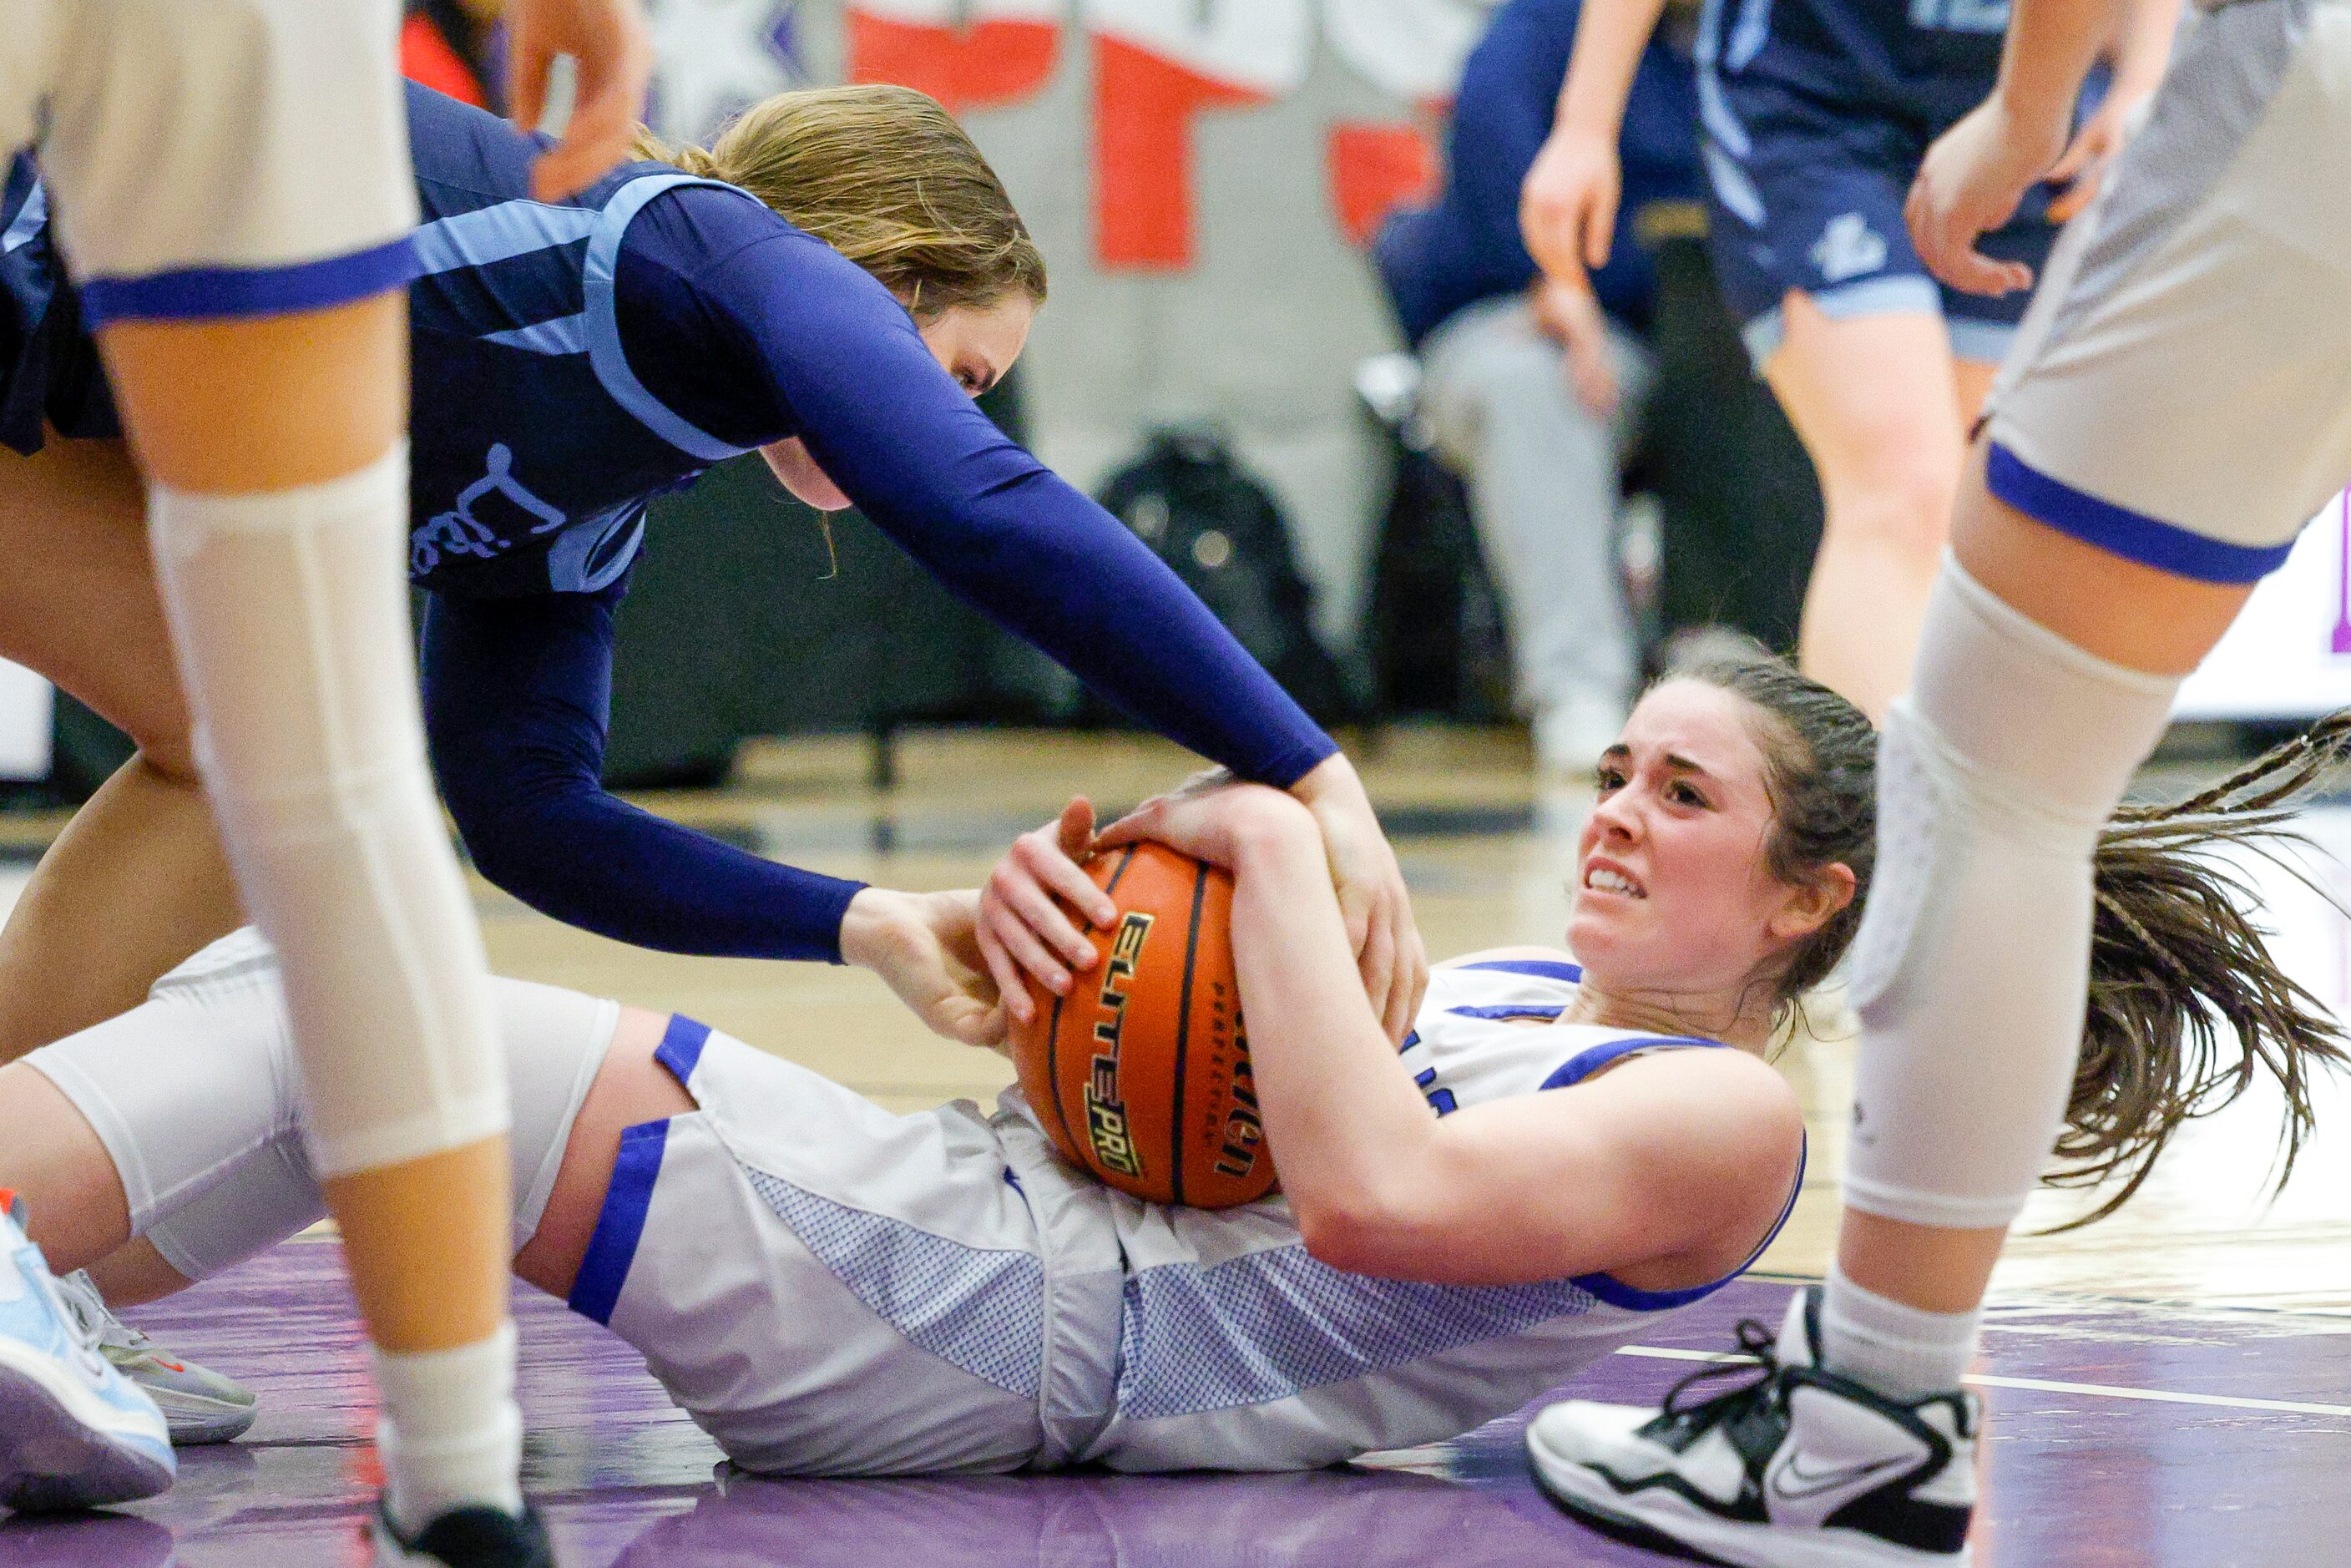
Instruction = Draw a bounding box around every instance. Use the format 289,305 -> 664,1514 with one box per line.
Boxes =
581,171 -> 766,463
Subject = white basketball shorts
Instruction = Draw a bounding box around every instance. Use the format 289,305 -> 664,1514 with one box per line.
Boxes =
1982,0 -> 2351,582
0,0 -> 417,326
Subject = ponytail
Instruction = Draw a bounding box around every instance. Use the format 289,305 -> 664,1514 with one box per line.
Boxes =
2050,714 -> 2351,1227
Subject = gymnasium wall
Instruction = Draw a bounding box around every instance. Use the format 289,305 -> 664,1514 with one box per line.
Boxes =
644,0 -> 1495,649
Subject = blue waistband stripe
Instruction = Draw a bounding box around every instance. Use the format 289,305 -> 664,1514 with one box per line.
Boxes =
654,1014 -> 715,1086
78,236 -> 420,328
1987,443 -> 2294,584
412,200 -> 598,278
567,1117 -> 671,1326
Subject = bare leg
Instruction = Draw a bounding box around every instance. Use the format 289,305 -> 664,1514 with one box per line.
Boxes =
1836,448 -> 2254,1315
0,440 -> 239,1063
0,1061 -> 131,1272
1763,300 -> 1967,722
99,293 -> 516,1525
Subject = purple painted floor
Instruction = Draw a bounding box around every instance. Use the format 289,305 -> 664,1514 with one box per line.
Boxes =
3,1240 -> 2347,1567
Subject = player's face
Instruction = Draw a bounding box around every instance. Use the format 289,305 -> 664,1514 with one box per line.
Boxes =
756,291 -> 1039,513
916,291 -> 1036,399
1566,680 -> 1802,999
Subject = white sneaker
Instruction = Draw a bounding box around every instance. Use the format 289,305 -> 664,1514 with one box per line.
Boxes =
1525,1287 -> 1976,1566
0,1191 -> 174,1512
53,1269 -> 257,1445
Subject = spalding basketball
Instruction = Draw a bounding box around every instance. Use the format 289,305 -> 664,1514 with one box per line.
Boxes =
1009,842 -> 1276,1207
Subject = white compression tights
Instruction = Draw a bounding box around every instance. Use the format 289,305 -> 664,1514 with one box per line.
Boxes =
1842,555 -> 2181,1231
23,930 -> 616,1282
145,445 -> 506,1181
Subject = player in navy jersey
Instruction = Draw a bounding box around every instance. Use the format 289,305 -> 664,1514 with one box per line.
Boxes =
1520,0 -> 2178,721
0,82 -> 1421,1079
0,653 -> 2331,1492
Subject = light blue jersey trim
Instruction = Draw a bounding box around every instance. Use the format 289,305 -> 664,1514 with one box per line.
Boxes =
1703,145 -> 1767,229
582,174 -> 760,464
1944,316 -> 2016,366
481,312 -> 588,355
1,182 -> 44,257
1726,0 -> 1775,67
411,200 -> 597,278
1740,273 -> 1942,369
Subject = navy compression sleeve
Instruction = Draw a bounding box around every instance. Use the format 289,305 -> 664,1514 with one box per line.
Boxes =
420,584 -> 867,963
614,200 -> 1337,787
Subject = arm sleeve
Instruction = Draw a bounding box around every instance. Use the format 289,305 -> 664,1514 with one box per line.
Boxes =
420,583 -> 867,964
669,220 -> 1337,787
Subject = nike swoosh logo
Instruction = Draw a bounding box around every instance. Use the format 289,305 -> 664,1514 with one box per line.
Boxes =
1769,1453 -> 1914,1502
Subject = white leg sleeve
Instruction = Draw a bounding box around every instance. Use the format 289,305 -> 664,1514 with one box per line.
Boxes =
1842,556 -> 2180,1230
146,446 -> 505,1180
22,933 -> 620,1279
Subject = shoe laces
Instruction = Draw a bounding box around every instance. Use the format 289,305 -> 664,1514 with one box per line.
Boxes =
53,1269 -> 148,1354
1647,1318 -> 1785,1439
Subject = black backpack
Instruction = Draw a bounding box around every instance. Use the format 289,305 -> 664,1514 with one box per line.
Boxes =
1093,427 -> 1359,724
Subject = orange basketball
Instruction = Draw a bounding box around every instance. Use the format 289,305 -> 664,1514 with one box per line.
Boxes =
1009,842 -> 1276,1207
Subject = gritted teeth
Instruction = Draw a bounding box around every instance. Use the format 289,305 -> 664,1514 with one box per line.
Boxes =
1584,866 -> 1645,898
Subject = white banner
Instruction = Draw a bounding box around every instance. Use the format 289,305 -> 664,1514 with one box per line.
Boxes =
2174,492 -> 2351,721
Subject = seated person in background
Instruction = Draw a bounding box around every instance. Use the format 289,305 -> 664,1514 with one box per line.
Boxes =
1377,0 -> 1700,776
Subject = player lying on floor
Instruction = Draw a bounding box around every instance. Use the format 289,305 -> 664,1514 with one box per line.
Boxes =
0,655 -> 2337,1499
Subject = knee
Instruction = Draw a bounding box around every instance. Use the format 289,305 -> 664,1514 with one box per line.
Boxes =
1820,456 -> 1961,565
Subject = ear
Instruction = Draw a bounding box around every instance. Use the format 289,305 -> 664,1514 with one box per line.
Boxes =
1767,862 -> 1856,947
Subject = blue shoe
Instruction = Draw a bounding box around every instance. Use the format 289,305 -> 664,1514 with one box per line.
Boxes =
0,1190 -> 174,1513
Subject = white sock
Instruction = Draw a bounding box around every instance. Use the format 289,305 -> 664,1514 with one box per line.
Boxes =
1819,1266 -> 1981,1404
373,1322 -> 524,1535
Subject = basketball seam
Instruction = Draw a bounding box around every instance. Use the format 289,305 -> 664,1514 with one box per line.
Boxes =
1168,859 -> 1209,1206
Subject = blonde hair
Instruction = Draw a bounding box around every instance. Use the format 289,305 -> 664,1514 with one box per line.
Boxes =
630,84 -> 1046,319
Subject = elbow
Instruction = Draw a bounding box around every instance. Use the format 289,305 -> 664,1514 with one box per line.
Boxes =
1292,1181 -> 1438,1277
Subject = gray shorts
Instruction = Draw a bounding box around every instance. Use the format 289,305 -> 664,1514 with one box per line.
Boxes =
1982,0 -> 2351,582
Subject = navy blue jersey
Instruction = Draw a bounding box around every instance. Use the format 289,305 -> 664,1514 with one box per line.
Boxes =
0,86 -> 1338,965
1376,0 -> 1702,344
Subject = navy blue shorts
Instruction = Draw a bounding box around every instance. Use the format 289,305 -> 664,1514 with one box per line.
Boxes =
1696,38 -> 2065,370
1,158 -> 122,458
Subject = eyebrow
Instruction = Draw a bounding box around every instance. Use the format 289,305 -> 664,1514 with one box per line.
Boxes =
1600,742 -> 1716,780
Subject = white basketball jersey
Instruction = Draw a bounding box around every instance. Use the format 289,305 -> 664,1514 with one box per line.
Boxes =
1080,958 -> 1803,1472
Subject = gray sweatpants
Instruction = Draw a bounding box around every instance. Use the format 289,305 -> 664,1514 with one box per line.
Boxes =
1418,295 -> 1651,718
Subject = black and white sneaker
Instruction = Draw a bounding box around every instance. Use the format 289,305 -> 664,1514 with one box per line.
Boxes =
370,1499 -> 557,1567
1525,1287 -> 1976,1567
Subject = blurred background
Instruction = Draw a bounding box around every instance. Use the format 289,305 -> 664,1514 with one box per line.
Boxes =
14,0 -> 2346,802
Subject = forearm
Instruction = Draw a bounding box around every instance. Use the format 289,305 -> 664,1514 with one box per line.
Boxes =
1556,0 -> 1672,136
461,787 -> 863,962
1224,809 -> 1440,1236
1999,0 -> 2129,120
2109,0 -> 2182,95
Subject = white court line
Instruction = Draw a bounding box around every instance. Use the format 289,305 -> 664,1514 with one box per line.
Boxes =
1615,1346 -> 2351,1418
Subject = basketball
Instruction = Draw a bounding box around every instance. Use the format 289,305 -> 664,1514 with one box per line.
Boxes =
1008,842 -> 1276,1207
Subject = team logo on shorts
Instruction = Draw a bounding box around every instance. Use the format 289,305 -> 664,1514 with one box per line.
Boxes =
1811,213 -> 1888,286
1083,912 -> 1154,1179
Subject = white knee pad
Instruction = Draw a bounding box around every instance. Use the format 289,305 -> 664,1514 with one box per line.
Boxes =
1843,558 -> 2179,1230
147,445 -> 507,1179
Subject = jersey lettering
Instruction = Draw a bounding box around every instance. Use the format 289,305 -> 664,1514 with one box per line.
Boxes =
412,443 -> 569,576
